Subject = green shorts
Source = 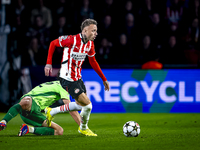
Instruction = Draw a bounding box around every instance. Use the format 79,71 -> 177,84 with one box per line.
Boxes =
19,96 -> 46,127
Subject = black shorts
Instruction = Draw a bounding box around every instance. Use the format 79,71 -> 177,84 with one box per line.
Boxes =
59,78 -> 86,99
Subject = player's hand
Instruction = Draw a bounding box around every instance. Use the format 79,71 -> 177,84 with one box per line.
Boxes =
103,81 -> 110,91
44,64 -> 52,76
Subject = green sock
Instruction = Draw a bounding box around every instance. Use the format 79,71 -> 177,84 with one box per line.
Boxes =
34,127 -> 54,135
3,104 -> 22,123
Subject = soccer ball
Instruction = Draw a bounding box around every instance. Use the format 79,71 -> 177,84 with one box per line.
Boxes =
123,121 -> 140,137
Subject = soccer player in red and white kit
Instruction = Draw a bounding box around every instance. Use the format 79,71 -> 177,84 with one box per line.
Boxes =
44,19 -> 110,136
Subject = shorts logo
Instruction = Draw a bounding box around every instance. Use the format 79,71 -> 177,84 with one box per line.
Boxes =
74,88 -> 80,94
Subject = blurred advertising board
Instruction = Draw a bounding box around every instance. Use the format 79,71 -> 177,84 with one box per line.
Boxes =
30,67 -> 200,113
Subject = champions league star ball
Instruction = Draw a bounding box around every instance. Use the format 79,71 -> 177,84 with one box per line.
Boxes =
123,121 -> 140,137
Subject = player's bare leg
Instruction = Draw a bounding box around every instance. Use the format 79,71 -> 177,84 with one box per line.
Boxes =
42,120 -> 63,135
63,100 -> 81,126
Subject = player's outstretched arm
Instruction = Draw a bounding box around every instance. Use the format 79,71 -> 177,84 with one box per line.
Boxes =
88,56 -> 109,91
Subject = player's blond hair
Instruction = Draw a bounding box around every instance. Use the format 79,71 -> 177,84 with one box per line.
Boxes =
81,19 -> 97,31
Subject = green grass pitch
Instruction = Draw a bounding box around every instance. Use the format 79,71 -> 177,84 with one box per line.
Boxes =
0,113 -> 200,150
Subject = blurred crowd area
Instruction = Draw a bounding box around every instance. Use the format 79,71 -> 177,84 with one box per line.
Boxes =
0,0 -> 200,109
1,0 -> 200,68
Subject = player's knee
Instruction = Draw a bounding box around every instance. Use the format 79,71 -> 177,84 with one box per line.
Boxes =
88,103 -> 92,110
83,103 -> 92,111
19,96 -> 32,110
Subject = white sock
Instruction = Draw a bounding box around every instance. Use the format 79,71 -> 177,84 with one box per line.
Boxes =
28,126 -> 34,133
0,120 -> 7,124
69,102 -> 82,111
50,102 -> 82,116
80,103 -> 92,130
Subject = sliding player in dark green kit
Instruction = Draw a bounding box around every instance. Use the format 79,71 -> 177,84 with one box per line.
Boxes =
0,81 -> 81,136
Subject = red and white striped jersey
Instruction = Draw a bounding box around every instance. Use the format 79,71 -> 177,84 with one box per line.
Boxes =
59,33 -> 95,81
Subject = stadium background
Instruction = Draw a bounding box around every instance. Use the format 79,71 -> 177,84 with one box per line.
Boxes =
0,0 -> 200,112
